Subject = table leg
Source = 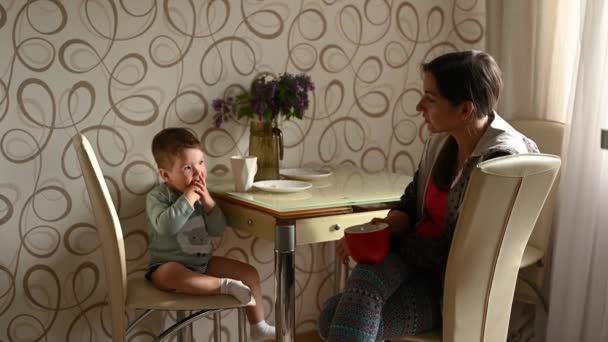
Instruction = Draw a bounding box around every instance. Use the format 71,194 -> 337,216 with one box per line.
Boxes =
213,312 -> 221,342
238,308 -> 247,342
176,311 -> 191,342
333,238 -> 352,294
275,222 -> 295,342
334,257 -> 350,294
343,262 -> 349,292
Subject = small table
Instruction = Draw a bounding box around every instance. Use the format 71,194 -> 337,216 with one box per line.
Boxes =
209,165 -> 411,341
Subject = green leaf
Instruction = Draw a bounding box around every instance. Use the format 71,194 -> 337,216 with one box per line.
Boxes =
264,111 -> 272,121
238,105 -> 253,119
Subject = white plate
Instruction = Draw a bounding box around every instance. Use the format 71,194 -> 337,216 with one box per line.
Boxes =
252,180 -> 313,193
280,168 -> 332,180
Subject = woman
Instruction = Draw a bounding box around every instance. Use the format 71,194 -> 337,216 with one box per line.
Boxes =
318,50 -> 538,341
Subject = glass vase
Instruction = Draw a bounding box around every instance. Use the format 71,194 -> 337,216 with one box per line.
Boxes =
248,120 -> 283,181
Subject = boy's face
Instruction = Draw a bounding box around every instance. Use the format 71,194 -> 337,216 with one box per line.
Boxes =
159,148 -> 207,193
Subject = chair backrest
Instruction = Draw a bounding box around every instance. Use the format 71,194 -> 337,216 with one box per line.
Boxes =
72,134 -> 127,342
441,154 -> 561,342
509,119 -> 565,252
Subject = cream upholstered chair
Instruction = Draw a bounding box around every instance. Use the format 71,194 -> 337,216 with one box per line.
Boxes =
400,153 -> 561,342
72,133 -> 252,342
509,119 -> 565,309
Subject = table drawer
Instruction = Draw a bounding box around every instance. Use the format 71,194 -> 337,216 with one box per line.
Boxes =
295,210 -> 390,245
219,199 -> 390,246
218,200 -> 276,241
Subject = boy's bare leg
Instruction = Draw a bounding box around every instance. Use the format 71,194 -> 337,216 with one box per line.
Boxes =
150,261 -> 221,294
206,256 -> 264,324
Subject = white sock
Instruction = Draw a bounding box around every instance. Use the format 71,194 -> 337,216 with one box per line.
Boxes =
250,320 -> 275,342
220,278 -> 252,304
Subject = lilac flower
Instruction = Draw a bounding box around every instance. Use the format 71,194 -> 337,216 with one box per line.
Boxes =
211,72 -> 315,127
212,97 -> 237,128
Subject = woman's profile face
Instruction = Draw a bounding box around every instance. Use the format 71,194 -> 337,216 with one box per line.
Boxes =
416,72 -> 464,134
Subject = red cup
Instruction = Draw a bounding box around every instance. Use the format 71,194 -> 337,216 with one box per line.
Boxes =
344,222 -> 390,264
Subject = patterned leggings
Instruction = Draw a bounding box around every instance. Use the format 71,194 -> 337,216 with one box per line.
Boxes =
318,254 -> 441,341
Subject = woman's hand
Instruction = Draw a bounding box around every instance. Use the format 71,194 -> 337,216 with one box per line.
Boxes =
370,217 -> 390,226
336,217 -> 393,264
374,211 -> 410,234
335,237 -> 351,264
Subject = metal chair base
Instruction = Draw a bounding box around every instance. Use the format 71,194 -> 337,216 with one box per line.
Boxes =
126,308 -> 248,342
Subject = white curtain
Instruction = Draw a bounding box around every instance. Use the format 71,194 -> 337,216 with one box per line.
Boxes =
545,0 -> 608,341
486,0 -> 578,122
487,0 -> 608,341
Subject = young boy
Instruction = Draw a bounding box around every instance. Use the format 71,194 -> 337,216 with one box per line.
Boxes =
146,127 -> 275,341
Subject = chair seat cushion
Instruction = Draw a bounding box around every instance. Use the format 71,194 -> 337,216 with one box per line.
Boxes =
520,245 -> 544,268
399,330 -> 441,341
126,277 -> 252,310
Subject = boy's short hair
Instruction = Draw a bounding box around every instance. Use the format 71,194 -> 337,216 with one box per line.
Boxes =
151,128 -> 202,169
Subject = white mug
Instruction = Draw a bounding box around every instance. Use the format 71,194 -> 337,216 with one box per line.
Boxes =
230,156 -> 257,192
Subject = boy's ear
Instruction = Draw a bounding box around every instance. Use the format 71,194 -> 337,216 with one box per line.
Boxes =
159,168 -> 170,183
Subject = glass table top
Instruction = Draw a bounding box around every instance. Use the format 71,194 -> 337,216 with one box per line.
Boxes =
208,165 -> 412,212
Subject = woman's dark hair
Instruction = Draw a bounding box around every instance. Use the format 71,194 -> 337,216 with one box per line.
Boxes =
422,50 -> 502,118
433,136 -> 458,191
424,51 -> 502,191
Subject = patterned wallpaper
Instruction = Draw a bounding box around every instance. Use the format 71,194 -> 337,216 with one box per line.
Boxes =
0,1 -> 484,341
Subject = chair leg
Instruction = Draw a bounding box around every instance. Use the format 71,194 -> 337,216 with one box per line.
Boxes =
126,309 -> 155,334
517,274 -> 548,312
238,307 -> 247,342
155,309 -> 221,342
213,312 -> 222,342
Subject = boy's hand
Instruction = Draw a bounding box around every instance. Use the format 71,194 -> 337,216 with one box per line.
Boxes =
183,183 -> 202,207
193,176 -> 216,213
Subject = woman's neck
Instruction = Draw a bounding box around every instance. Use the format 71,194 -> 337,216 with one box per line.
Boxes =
452,115 -> 490,164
